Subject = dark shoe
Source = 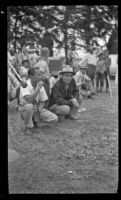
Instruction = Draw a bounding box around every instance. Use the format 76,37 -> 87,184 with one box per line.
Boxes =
88,95 -> 93,98
91,91 -> 96,95
35,122 -> 42,128
24,127 -> 34,135
66,114 -> 79,120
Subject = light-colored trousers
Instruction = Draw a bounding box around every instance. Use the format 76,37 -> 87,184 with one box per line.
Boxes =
49,95 -> 83,117
20,103 -> 58,128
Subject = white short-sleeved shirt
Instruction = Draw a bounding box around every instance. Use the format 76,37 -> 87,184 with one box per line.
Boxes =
74,70 -> 91,86
34,60 -> 50,79
18,66 -> 28,77
87,53 -> 97,66
19,79 -> 48,106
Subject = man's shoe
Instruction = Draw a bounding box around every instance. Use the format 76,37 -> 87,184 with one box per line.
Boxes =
24,127 -> 34,135
35,122 -> 42,128
91,91 -> 96,95
88,95 -> 93,98
66,114 -> 79,120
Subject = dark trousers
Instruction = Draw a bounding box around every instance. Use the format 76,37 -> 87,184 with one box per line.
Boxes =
87,64 -> 96,87
104,71 -> 109,89
96,72 -> 105,89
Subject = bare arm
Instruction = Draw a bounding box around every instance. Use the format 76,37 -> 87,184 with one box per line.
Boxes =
24,81 -> 43,104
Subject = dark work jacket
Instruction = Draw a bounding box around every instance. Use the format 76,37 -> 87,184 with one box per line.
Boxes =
49,77 -> 79,108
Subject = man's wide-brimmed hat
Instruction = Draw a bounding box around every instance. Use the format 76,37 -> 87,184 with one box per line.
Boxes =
78,62 -> 88,69
80,65 -> 88,69
59,65 -> 74,75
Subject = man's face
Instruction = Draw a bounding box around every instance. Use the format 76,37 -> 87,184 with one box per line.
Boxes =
62,73 -> 73,85
23,61 -> 29,68
81,68 -> 87,74
10,49 -> 14,56
73,66 -> 79,73
31,69 -> 42,83
22,47 -> 28,54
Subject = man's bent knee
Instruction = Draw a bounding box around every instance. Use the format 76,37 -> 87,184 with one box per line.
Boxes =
58,105 -> 70,116
78,95 -> 83,104
24,103 -> 34,111
51,114 -> 58,122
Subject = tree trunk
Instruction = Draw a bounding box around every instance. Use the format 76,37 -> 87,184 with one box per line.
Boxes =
64,7 -> 68,65
13,13 -> 18,53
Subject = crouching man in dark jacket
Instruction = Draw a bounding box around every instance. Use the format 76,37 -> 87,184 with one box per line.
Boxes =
49,65 -> 83,120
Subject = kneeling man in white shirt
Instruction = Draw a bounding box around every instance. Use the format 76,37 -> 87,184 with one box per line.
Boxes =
19,68 -> 58,135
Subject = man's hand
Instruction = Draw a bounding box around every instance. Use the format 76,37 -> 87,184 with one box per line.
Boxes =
71,98 -> 79,108
20,80 -> 27,88
37,81 -> 43,90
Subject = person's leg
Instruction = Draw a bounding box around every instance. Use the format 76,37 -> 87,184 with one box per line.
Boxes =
80,89 -> 91,98
105,71 -> 109,92
88,81 -> 95,94
100,73 -> 105,92
77,94 -> 83,107
96,72 -> 100,91
39,108 -> 58,123
49,104 -> 70,116
21,104 -> 35,128
69,106 -> 78,116
43,79 -> 50,108
77,94 -> 86,112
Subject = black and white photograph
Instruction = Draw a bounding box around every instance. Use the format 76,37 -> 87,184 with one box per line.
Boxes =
7,5 -> 118,194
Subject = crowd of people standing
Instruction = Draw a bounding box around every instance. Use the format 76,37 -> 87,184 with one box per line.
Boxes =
8,45 -> 112,135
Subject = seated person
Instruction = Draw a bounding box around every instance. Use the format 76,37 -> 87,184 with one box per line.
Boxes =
49,65 -> 83,120
18,68 -> 58,135
30,55 -> 37,68
74,63 -> 95,98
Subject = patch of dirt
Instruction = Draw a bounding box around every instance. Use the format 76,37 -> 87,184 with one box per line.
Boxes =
8,80 -> 118,193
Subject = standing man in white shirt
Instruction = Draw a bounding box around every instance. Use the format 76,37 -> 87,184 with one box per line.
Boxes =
19,68 -> 58,135
34,47 -> 50,108
17,46 -> 30,68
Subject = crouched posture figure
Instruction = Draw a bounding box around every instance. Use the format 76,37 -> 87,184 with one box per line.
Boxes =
49,65 -> 83,120
74,64 -> 94,98
19,68 -> 58,135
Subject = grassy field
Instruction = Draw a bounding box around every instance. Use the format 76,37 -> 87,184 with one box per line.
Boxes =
8,80 -> 118,193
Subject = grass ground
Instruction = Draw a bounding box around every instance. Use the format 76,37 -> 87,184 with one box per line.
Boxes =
8,80 -> 118,193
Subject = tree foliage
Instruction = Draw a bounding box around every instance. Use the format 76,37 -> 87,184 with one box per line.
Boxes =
7,5 -> 118,55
